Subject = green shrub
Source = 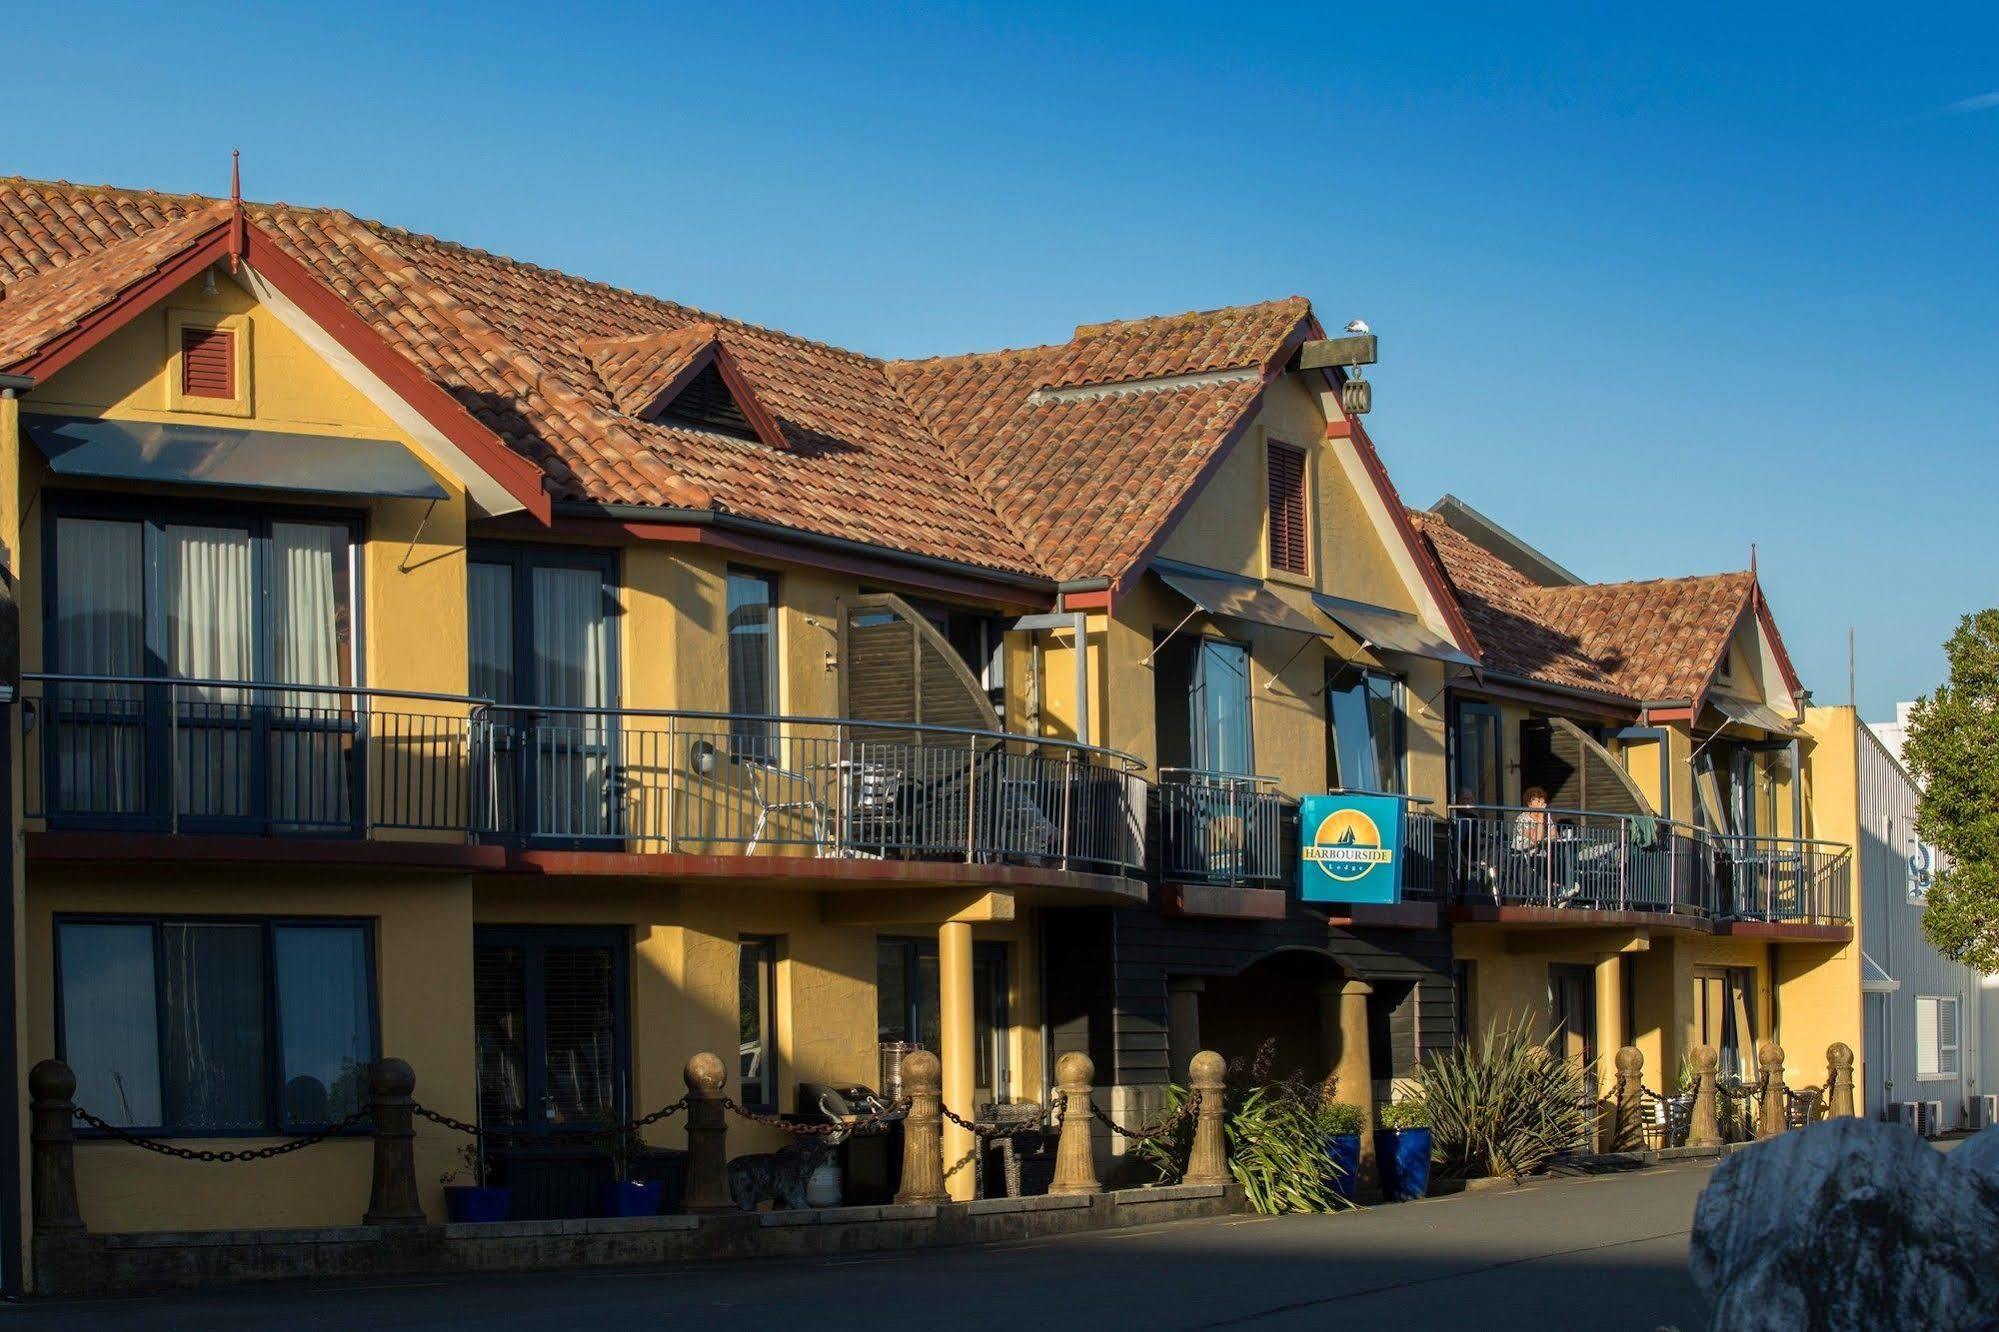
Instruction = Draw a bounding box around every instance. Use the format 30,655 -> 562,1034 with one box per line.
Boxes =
1321,1101 -> 1366,1136
1136,1042 -> 1356,1215
1376,1100 -> 1429,1131
1418,1017 -> 1588,1180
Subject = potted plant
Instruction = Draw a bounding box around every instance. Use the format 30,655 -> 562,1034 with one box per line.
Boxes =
1374,1100 -> 1433,1201
440,1142 -> 510,1223
1320,1101 -> 1367,1202
600,1130 -> 665,1218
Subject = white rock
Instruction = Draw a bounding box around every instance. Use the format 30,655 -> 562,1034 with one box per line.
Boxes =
1690,1119 -> 1999,1330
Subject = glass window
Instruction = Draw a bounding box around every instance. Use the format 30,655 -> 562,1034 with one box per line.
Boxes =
727,569 -> 778,759
472,928 -> 625,1135
1452,703 -> 1502,807
274,926 -> 374,1128
466,562 -> 515,703
1191,639 -> 1253,774
57,918 -> 375,1133
739,937 -> 778,1109
1329,670 -> 1404,794
1918,996 -> 1960,1078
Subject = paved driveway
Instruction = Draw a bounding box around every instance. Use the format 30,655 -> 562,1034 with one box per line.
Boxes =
11,1160 -> 1715,1330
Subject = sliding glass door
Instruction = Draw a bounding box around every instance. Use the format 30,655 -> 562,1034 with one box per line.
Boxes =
45,501 -> 357,832
469,545 -> 618,843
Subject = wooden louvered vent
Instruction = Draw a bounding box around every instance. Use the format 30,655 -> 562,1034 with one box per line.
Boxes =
1267,441 -> 1308,574
180,326 -> 236,399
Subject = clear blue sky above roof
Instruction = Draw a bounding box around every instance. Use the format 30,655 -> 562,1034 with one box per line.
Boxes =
4,0 -> 1991,719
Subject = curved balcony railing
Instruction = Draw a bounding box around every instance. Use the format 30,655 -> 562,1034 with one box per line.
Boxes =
19,673 -> 486,837
474,704 -> 1149,874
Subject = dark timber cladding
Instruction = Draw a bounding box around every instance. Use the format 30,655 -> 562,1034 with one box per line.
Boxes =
1042,907 -> 1455,1087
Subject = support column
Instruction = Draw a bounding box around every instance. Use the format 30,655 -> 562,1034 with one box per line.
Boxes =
938,919 -> 977,1202
1595,954 -> 1627,1062
1326,978 -> 1378,1195
1166,977 -> 1205,1085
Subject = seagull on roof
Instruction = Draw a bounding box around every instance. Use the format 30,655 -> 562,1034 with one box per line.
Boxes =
1345,319 -> 1371,335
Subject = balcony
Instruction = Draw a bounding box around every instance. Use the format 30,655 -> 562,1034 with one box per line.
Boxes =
1154,770 -> 1289,887
19,675 -> 1148,885
1447,804 -> 1852,927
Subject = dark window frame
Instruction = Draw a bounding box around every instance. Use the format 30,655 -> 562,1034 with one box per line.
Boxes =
40,492 -> 367,835
52,913 -> 380,1139
1327,666 -> 1406,795
738,935 -> 781,1112
472,924 -> 632,1138
725,566 -> 780,760
1449,697 -> 1505,807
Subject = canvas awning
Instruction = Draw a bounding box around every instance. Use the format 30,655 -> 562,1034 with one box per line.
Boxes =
23,414 -> 449,501
1152,561 -> 1326,637
1861,951 -> 1901,994
1707,693 -> 1807,738
1311,592 -> 1477,667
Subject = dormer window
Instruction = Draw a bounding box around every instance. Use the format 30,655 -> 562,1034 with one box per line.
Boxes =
580,323 -> 787,450
658,361 -> 759,441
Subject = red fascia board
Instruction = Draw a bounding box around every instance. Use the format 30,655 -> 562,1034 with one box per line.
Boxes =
710,341 -> 789,451
1343,411 -> 1483,663
1754,585 -> 1805,699
8,223 -> 234,383
241,227 -> 553,523
629,339 -> 719,421
1060,589 -> 1111,611
1106,385 -> 1270,605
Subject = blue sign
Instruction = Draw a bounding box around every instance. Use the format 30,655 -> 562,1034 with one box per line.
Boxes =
1299,793 -> 1405,904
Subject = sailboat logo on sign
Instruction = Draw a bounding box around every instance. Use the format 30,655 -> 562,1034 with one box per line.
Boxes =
1298,793 -> 1405,904
1304,809 -> 1391,882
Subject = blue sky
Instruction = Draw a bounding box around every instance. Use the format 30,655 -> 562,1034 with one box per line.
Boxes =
5,2 -> 1993,718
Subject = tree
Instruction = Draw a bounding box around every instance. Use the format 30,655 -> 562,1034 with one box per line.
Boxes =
1905,610 -> 1999,971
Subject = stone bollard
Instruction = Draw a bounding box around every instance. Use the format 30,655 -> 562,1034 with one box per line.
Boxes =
894,1049 -> 948,1205
1047,1051 -> 1101,1196
1757,1040 -> 1788,1139
363,1057 -> 425,1225
682,1052 -> 734,1213
1183,1050 -> 1229,1187
29,1059 -> 84,1235
1826,1042 -> 1857,1118
1687,1045 -> 1722,1149
1611,1046 -> 1646,1152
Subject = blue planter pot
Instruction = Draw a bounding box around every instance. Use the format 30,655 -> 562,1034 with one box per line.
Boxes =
1321,1132 -> 1362,1200
1374,1127 -> 1432,1201
600,1179 -> 665,1218
442,1186 -> 511,1224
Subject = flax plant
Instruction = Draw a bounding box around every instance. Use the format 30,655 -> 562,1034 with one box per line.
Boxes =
1419,1017 -> 1588,1181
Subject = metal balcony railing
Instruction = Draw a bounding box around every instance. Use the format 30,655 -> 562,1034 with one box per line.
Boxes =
1709,833 -> 1853,925
1448,805 -> 1715,917
1154,770 -> 1289,887
473,705 -> 1149,874
20,674 -> 484,837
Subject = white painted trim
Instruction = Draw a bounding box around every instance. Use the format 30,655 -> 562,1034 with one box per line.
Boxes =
1321,432 -> 1464,649
1026,366 -> 1260,404
233,263 -> 522,517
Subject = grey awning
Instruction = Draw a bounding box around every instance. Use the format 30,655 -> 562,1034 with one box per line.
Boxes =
23,414 -> 448,501
1152,562 -> 1326,637
1708,693 -> 1806,738
1861,951 -> 1901,994
1311,592 -> 1478,667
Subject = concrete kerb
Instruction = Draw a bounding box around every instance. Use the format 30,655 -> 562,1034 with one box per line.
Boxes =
33,1183 -> 1242,1296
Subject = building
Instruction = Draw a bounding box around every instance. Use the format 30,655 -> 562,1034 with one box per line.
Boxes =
0,173 -> 1507,1283
1408,498 -> 1857,1093
1854,702 -> 1994,1129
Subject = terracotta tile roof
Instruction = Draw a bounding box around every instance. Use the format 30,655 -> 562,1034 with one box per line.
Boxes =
0,203 -> 228,369
581,323 -> 719,419
1411,507 -> 1758,705
0,179 -> 1330,585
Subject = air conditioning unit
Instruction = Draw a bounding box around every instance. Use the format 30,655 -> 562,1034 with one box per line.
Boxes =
1897,1100 -> 1943,1137
1969,1095 -> 1999,1131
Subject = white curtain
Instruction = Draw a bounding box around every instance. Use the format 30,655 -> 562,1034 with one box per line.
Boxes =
53,518 -> 145,814
166,525 -> 253,818
532,567 -> 610,836
271,522 -> 349,828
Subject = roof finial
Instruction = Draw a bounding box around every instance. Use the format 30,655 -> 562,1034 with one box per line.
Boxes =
1750,541 -> 1758,576
227,148 -> 245,274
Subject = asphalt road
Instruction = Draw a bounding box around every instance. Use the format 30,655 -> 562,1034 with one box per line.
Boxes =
5,1160 -> 1716,1330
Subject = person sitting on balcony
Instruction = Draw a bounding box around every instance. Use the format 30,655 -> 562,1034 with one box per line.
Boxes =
1512,787 -> 1556,853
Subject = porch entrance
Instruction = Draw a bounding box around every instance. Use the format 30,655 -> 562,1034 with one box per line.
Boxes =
1549,963 -> 1596,1091
876,937 -> 1011,1107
